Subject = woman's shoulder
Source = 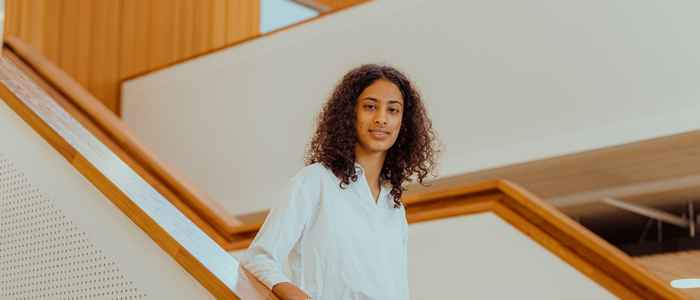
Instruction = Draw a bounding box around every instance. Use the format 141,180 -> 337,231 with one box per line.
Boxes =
290,162 -> 335,185
283,163 -> 335,205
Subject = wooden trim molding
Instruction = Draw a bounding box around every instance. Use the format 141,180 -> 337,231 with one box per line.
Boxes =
0,56 -> 276,299
293,0 -> 367,13
293,0 -> 332,13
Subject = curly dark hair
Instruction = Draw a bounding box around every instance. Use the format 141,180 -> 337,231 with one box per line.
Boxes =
304,64 -> 439,208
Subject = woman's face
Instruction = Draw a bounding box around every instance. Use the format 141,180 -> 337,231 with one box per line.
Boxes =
354,79 -> 404,155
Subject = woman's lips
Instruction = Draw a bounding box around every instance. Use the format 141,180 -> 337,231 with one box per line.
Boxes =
369,130 -> 389,139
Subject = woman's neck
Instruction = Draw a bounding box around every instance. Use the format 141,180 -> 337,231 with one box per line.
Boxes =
354,146 -> 386,189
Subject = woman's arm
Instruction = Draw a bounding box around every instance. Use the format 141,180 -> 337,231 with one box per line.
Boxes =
272,282 -> 311,300
240,171 -> 317,298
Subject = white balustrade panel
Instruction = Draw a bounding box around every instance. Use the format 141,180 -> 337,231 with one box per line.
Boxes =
0,99 -> 214,299
408,213 -> 617,299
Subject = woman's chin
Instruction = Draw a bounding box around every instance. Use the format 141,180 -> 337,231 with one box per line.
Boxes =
367,143 -> 393,153
357,138 -> 395,155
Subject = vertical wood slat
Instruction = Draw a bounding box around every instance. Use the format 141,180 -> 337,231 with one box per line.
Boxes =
23,0 -> 45,51
177,0 -> 195,60
211,0 -> 227,47
225,0 -> 238,43
89,0 -> 122,114
2,0 -> 9,37
120,0 -> 151,79
119,0 -> 136,79
74,0 -> 93,87
16,0 -> 30,43
41,0 -> 63,63
149,0 -> 174,71
59,0 -> 79,81
227,0 -> 261,43
192,0 -> 212,55
3,0 -> 15,38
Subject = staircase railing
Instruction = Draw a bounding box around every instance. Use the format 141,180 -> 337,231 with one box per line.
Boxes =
0,50 -> 275,300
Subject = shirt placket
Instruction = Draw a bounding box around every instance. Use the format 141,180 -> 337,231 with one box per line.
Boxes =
354,165 -> 384,208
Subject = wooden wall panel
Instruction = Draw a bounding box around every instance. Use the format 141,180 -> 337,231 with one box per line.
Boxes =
19,0 -> 44,50
175,0 -> 195,60
4,0 -> 261,116
227,0 -> 260,43
58,0 -> 80,82
41,0 -> 62,63
192,0 -> 212,55
74,0 -> 94,86
211,0 -> 228,47
149,0 -> 175,71
3,0 -> 16,37
120,0 -> 152,79
117,0 -> 261,78
89,0 -> 121,114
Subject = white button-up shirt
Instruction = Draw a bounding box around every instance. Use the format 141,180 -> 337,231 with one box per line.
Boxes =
240,163 -> 409,300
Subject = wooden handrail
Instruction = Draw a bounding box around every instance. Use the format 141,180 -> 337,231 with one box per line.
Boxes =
224,179 -> 690,299
418,181 -> 689,299
4,36 -> 246,239
0,54 -> 276,299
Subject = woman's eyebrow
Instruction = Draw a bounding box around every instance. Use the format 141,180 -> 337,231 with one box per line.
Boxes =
362,97 -> 403,106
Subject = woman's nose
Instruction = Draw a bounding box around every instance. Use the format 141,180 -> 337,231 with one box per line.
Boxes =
374,118 -> 387,125
374,110 -> 388,125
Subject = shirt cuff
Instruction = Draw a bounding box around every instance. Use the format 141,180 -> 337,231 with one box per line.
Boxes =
261,274 -> 292,290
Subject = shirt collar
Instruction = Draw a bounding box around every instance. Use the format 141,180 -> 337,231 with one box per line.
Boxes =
354,162 -> 391,191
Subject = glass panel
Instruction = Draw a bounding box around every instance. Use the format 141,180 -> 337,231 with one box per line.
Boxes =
261,0 -> 319,33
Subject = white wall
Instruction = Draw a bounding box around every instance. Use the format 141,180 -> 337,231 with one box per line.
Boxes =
407,213 -> 616,299
123,0 -> 700,215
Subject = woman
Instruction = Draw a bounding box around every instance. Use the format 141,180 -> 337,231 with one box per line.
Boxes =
241,64 -> 438,300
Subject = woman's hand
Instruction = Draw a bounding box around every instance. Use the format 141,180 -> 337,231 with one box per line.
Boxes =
272,282 -> 311,300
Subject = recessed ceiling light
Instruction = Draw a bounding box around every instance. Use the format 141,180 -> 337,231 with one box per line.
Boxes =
671,279 -> 700,289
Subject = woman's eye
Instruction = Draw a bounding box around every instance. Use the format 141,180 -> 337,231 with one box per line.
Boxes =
389,108 -> 400,113
364,104 -> 376,110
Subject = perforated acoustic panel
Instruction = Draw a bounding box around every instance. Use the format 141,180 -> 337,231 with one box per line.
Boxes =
0,155 -> 147,299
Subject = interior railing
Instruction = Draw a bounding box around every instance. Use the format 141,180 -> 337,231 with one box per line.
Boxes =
4,36 -> 257,250
405,181 -> 689,299
0,48 -> 275,300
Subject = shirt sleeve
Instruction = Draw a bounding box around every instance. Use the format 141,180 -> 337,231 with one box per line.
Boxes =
240,171 -> 317,289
